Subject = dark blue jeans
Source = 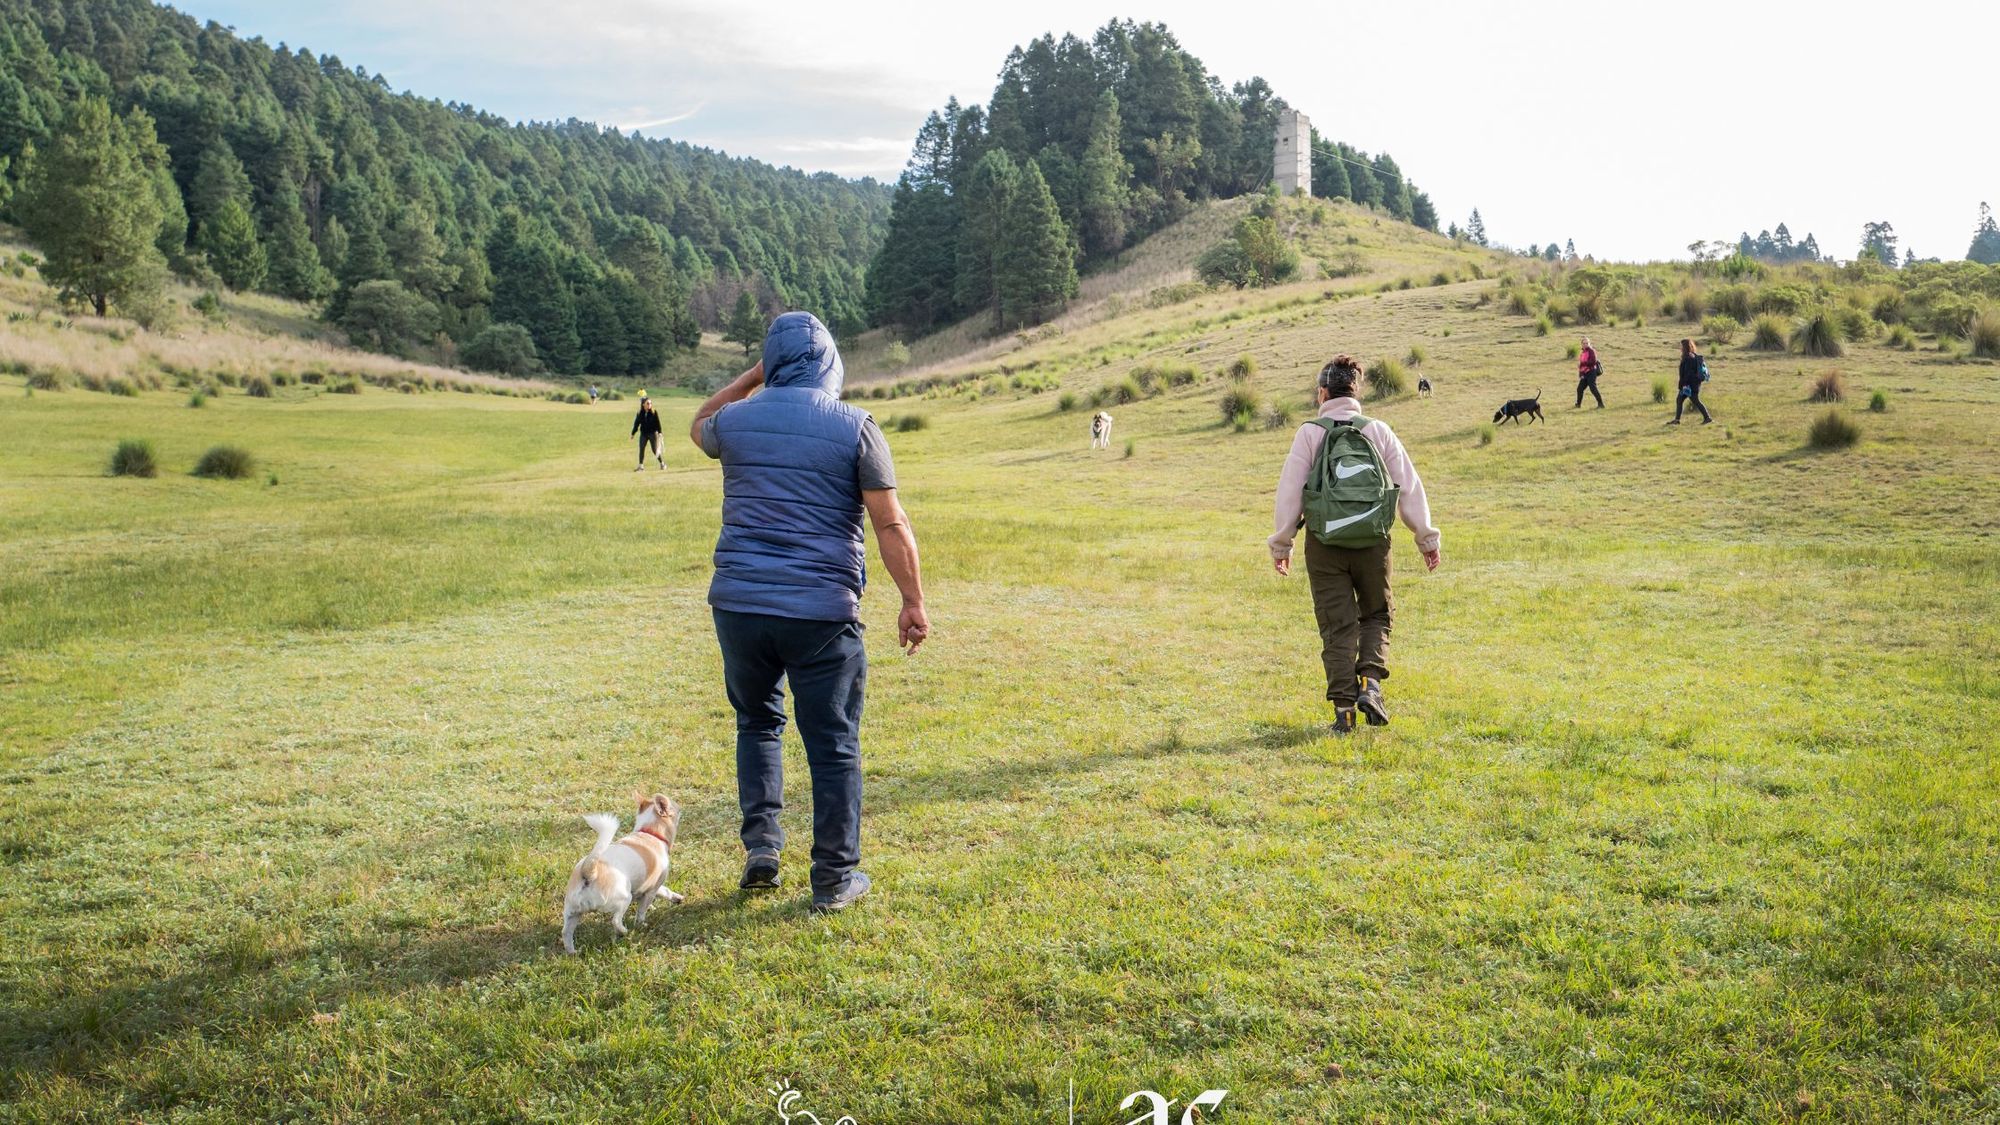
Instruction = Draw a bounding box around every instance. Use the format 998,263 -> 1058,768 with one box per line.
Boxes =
713,608 -> 866,895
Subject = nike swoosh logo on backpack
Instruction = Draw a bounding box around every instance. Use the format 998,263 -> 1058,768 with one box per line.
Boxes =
1324,504 -> 1383,534
1334,462 -> 1375,479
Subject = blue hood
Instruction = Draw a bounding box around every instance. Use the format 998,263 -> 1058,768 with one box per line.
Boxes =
761,311 -> 844,397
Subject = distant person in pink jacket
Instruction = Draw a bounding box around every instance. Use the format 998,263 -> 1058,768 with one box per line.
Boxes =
1269,355 -> 1442,734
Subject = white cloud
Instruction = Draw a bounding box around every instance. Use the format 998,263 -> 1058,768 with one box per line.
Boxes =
193,0 -> 1996,260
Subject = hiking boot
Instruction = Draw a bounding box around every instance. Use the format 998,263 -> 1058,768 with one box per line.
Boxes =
1331,708 -> 1358,736
633,464 -> 645,471
740,850 -> 781,890
811,871 -> 871,913
1356,676 -> 1390,726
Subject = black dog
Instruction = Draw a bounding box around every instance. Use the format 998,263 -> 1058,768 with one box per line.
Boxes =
1493,389 -> 1543,425
1417,376 -> 1433,398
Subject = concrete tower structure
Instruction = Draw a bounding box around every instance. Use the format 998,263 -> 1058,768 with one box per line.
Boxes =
1274,109 -> 1311,196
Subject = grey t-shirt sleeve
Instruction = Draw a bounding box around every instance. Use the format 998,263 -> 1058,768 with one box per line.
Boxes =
698,413 -> 722,459
857,417 -> 897,491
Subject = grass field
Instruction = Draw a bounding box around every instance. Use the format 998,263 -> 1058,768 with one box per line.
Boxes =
3,242 -> 1999,1122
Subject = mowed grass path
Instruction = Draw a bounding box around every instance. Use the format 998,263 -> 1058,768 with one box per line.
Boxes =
2,288 -> 1997,1122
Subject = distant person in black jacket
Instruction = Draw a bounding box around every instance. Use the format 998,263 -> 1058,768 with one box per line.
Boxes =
1671,338 -> 1712,425
632,395 -> 666,469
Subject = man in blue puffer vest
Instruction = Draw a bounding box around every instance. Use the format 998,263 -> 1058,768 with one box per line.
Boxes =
689,311 -> 930,912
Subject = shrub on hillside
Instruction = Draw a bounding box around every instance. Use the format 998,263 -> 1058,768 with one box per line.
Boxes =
1218,379 -> 1262,424
1869,390 -> 1889,412
1703,314 -> 1741,344
1871,289 -> 1907,325
187,391 -> 206,408
301,370 -> 326,385
1227,353 -> 1258,380
1564,342 -> 1580,360
1756,286 -> 1813,316
1405,344 -> 1428,367
1109,374 -> 1147,404
1972,312 -> 2000,359
1807,409 -> 1859,450
1792,311 -> 1843,357
1678,288 -> 1706,322
1651,378 -> 1669,404
1807,370 -> 1846,403
1505,288 -> 1536,316
463,323 -> 541,376
891,413 -> 928,432
245,374 -> 273,398
1573,289 -> 1604,325
108,439 -> 158,478
1835,307 -> 1876,343
1534,314 -> 1553,336
331,379 -> 362,394
1543,294 -> 1574,325
1749,314 -> 1790,350
1365,358 -> 1411,400
106,377 -> 139,397
193,445 -> 256,479
1709,285 -> 1754,322
1885,323 -> 1916,350
26,367 -> 69,391
1057,391 -> 1077,412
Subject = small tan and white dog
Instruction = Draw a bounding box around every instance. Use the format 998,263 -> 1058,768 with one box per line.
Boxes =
1090,410 -> 1114,450
561,793 -> 683,954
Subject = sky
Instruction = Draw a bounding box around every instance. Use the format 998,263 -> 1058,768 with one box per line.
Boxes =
186,0 -> 1995,263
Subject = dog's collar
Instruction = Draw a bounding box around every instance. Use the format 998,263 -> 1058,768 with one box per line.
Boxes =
636,823 -> 672,845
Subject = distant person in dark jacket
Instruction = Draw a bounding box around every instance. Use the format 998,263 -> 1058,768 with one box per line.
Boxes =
1574,337 -> 1603,408
1671,338 -> 1712,424
688,311 -> 931,913
631,395 -> 665,469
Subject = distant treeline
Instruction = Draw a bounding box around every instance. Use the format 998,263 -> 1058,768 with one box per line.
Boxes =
865,20 -> 1440,335
0,0 -> 892,375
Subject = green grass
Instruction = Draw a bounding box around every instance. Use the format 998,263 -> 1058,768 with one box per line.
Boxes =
2,258 -> 1998,1123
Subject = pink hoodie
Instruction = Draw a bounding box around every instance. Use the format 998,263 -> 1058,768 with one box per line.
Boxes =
1269,397 -> 1440,559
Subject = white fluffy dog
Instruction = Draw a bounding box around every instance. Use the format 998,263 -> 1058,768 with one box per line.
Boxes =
1091,411 -> 1114,450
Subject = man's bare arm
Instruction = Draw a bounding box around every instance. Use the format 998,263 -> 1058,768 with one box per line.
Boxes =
862,487 -> 929,653
687,361 -> 765,449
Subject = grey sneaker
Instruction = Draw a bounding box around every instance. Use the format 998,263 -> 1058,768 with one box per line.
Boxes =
1356,676 -> 1390,726
1331,708 -> 1358,736
740,850 -> 781,890
810,871 -> 871,913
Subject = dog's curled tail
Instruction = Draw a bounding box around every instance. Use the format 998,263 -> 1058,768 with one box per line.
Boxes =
582,813 -> 619,862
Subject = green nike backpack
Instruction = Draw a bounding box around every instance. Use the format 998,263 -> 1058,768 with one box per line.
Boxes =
1303,416 -> 1400,548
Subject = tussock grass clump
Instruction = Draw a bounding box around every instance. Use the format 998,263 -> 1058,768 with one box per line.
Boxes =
1869,390 -> 1889,412
1264,401 -> 1298,430
1534,314 -> 1553,337
1872,289 -> 1906,325
1109,374 -> 1147,404
1573,290 -> 1604,325
1365,358 -> 1411,400
1405,344 -> 1428,367
891,413 -> 929,433
1709,285 -> 1754,322
1227,354 -> 1257,380
1807,369 -> 1846,403
1477,423 -> 1495,446
1564,342 -> 1580,360
1678,288 -> 1706,322
1749,314 -> 1790,350
187,391 -> 206,408
1806,408 -> 1860,450
301,370 -> 326,385
1057,391 -> 1077,412
1218,379 -> 1262,424
1543,294 -> 1574,325
1505,288 -> 1536,316
105,377 -> 139,397
1651,378 -> 1670,404
1123,439 -> 1135,458
26,367 -> 69,391
1836,308 -> 1876,343
1792,311 -> 1844,358
1971,312 -> 2000,359
245,375 -> 273,398
108,439 -> 158,478
1231,407 -> 1255,433
330,379 -> 361,394
1885,323 -> 1916,350
193,445 -> 257,479
1703,315 -> 1741,344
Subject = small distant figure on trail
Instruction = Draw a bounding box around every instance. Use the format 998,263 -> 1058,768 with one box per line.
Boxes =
589,384 -> 599,404
1090,410 -> 1114,450
1671,338 -> 1712,425
689,311 -> 931,914
1575,336 -> 1603,409
1270,355 -> 1442,736
631,393 -> 666,470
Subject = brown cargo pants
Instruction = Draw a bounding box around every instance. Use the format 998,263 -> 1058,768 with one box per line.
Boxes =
1304,537 -> 1393,706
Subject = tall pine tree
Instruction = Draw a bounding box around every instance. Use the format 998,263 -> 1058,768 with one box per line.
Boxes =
996,159 -> 1077,329
16,96 -> 166,318
955,149 -> 1020,322
487,211 -> 582,374
1077,90 -> 1131,259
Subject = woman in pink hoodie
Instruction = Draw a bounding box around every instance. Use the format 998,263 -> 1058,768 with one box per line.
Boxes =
1269,355 -> 1442,734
